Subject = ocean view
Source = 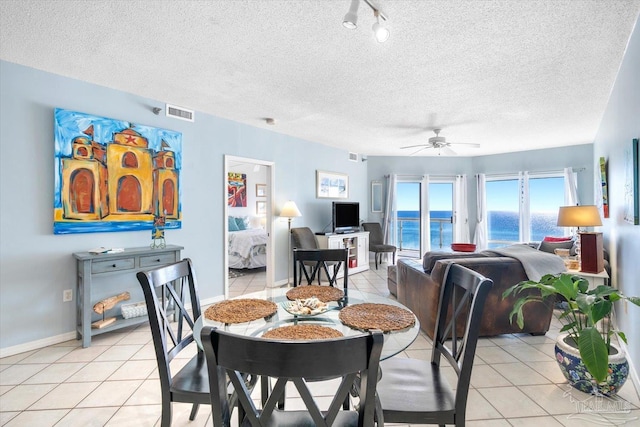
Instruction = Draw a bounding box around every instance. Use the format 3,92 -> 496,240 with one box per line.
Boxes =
394,210 -> 562,251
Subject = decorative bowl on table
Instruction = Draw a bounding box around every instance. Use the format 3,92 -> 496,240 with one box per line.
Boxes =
451,243 -> 476,252
282,297 -> 331,317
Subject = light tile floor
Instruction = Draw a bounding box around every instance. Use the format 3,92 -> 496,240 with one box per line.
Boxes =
1,262 -> 639,426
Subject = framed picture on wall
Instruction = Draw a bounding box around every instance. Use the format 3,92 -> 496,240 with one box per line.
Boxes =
256,201 -> 267,216
371,181 -> 383,212
316,170 -> 348,199
624,138 -> 639,225
228,173 -> 247,207
256,183 -> 266,197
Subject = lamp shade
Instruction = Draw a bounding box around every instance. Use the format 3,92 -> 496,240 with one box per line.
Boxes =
280,201 -> 302,218
557,205 -> 602,227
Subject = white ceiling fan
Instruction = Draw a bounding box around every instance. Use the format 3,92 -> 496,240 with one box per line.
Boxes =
400,128 -> 481,156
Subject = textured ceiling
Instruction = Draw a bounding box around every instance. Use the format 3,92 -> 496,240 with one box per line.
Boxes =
1,0 -> 639,157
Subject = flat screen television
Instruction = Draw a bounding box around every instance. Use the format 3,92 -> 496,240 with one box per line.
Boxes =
332,202 -> 360,234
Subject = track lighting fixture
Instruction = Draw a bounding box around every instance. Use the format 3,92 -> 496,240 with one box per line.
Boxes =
342,0 -> 389,42
342,0 -> 359,29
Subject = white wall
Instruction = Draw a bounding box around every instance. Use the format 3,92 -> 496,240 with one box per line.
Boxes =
0,60 -> 368,351
592,17 -> 640,386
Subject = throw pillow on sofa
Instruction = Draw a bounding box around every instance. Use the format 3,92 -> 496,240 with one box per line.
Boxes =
538,239 -> 575,256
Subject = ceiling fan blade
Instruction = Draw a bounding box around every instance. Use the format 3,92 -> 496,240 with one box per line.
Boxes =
409,147 -> 430,156
400,144 -> 431,149
449,141 -> 481,147
441,146 -> 457,156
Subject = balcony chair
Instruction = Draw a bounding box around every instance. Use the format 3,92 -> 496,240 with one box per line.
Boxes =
362,222 -> 396,269
201,326 -> 383,427
376,263 -> 494,426
137,258 -> 255,427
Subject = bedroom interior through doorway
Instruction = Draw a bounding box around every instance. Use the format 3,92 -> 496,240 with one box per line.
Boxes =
224,156 -> 275,298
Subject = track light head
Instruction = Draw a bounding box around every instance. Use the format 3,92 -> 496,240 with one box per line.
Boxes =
342,0 -> 359,29
372,20 -> 389,42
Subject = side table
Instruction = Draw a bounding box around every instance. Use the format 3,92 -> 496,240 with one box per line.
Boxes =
567,269 -> 609,290
73,245 -> 183,347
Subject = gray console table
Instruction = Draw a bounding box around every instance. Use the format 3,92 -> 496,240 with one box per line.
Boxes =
73,245 -> 183,347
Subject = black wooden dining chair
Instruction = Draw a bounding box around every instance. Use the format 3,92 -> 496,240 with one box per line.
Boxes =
136,258 -> 207,427
293,248 -> 349,290
201,326 -> 384,427
376,262 -> 493,426
137,258 -> 255,427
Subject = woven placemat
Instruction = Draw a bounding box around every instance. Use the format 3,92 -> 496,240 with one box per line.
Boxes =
339,303 -> 415,332
262,324 -> 343,340
286,285 -> 344,302
204,299 -> 277,324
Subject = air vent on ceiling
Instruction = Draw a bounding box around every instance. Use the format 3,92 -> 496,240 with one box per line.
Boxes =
348,152 -> 358,162
166,104 -> 194,122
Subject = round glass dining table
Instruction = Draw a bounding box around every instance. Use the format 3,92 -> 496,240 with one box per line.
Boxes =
194,287 -> 420,360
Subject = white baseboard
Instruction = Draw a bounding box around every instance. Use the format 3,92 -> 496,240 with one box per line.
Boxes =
617,337 -> 640,401
0,331 -> 78,359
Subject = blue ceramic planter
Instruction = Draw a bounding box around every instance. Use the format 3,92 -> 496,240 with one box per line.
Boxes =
555,333 -> 629,396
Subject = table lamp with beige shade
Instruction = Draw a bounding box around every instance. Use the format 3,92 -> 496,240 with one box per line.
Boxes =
280,201 -> 302,285
556,205 -> 604,273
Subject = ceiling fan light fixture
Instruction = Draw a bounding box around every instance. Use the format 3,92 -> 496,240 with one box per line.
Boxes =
343,0 -> 359,29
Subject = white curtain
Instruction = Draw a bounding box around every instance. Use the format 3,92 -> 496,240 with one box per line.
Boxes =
563,167 -> 579,206
383,174 -> 397,245
519,171 -> 531,242
454,174 -> 470,243
421,175 -> 430,253
473,174 -> 488,250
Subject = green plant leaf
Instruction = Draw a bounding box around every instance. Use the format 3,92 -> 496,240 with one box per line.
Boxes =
617,331 -> 628,344
590,299 -> 611,324
578,327 -> 609,383
575,277 -> 589,293
554,274 -> 579,300
559,323 -> 576,332
627,296 -> 640,307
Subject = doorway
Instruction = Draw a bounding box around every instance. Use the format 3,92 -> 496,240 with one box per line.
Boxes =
224,156 -> 275,298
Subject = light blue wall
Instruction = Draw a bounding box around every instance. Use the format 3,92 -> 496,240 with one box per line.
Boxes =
366,145 -> 594,238
592,17 -> 640,384
0,60 -> 368,350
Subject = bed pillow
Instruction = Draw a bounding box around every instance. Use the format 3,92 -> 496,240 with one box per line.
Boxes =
228,216 -> 240,232
235,216 -> 247,230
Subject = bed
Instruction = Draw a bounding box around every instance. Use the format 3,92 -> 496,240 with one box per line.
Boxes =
228,228 -> 267,269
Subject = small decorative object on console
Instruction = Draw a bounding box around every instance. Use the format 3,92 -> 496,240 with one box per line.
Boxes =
151,216 -> 166,249
121,301 -> 147,319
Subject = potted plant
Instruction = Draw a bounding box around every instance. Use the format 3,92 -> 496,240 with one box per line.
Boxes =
503,273 -> 640,396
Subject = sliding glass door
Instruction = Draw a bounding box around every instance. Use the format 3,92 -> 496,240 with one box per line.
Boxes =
393,178 -> 454,257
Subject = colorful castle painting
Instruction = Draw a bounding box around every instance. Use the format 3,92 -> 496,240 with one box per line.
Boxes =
54,109 -> 182,234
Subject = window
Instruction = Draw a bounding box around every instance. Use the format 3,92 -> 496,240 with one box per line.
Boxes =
486,179 -> 520,247
486,173 -> 568,248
